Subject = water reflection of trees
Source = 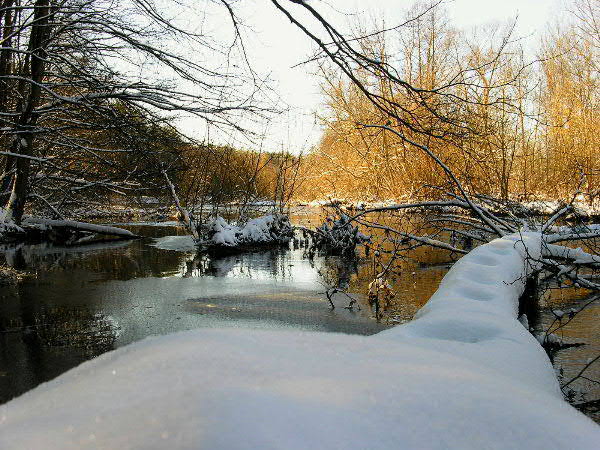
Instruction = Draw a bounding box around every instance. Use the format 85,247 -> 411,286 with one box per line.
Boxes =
0,240 -> 187,280
183,248 -> 295,279
0,285 -> 118,403
33,307 -> 117,357
314,255 -> 357,292
304,210 -> 459,323
179,233 -> 451,324
0,287 -> 117,358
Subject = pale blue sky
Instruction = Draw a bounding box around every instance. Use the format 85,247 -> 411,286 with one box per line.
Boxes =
176,0 -> 564,152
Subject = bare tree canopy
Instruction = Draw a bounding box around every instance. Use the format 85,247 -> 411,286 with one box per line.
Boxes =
0,0 -> 270,224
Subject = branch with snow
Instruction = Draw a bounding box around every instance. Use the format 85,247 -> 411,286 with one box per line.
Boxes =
202,214 -> 294,250
22,217 -> 138,239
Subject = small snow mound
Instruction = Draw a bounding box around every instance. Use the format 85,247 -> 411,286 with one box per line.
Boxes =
150,235 -> 197,252
205,214 -> 293,249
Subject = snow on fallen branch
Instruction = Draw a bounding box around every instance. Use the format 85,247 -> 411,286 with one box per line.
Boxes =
544,224 -> 600,243
0,151 -> 53,163
545,231 -> 600,244
342,200 -> 478,223
0,221 -> 24,237
162,170 -> 199,241
22,217 -> 139,239
354,218 -> 467,254
541,205 -> 573,232
543,243 -> 600,266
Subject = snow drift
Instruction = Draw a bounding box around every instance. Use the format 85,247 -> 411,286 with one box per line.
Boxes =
1,233 -> 599,449
204,214 -> 293,249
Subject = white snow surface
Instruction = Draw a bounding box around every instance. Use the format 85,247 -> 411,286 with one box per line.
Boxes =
1,233 -> 599,449
150,235 -> 197,252
22,217 -> 136,237
207,214 -> 292,247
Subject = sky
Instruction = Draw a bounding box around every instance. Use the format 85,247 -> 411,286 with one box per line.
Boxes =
176,0 -> 565,153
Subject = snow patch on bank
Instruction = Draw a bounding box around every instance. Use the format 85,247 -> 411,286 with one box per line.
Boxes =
0,207 -> 24,237
1,233 -> 599,449
150,235 -> 197,252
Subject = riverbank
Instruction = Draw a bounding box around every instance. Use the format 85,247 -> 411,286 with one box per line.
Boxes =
1,233 -> 598,448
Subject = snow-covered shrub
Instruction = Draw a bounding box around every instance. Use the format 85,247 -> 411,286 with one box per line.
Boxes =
205,216 -> 239,247
312,214 -> 369,255
203,214 -> 293,249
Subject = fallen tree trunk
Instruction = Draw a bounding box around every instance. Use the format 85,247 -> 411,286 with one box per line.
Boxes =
22,217 -> 139,240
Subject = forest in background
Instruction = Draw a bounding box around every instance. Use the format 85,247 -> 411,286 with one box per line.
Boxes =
0,0 -> 597,223
297,0 -> 599,204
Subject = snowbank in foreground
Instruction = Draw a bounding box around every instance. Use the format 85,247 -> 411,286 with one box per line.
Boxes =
1,233 -> 598,449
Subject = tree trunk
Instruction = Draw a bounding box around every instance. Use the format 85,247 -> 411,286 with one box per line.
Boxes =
0,0 -> 16,200
2,0 -> 51,224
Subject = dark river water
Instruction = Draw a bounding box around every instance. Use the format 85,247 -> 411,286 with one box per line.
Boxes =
0,223 -> 389,403
0,216 -> 598,422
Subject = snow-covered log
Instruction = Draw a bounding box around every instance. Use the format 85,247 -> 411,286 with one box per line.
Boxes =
1,233 -> 598,449
22,217 -> 139,239
544,223 -> 600,244
543,243 -> 600,265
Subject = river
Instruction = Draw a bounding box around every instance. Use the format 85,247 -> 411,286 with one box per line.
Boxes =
0,211 -> 598,422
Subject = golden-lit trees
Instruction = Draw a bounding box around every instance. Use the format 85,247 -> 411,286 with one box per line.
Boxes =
177,143 -> 302,220
539,0 -> 599,201
300,2 -> 523,201
297,0 -> 599,204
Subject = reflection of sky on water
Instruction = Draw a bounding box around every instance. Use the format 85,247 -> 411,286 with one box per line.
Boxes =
0,224 -> 386,404
1,219 -> 599,422
176,248 -> 322,284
